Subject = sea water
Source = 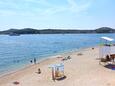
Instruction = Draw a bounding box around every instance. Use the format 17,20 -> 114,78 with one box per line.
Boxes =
0,34 -> 115,76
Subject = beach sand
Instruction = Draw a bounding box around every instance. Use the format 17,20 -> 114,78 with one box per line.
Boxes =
0,47 -> 115,86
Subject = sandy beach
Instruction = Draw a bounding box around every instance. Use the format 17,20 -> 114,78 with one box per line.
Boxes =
0,47 -> 115,86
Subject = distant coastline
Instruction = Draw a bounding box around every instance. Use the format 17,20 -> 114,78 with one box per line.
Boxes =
0,27 -> 115,35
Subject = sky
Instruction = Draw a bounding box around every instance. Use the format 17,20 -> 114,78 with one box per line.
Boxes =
0,0 -> 115,31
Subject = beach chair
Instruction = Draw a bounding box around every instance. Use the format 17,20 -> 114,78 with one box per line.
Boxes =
99,55 -> 112,65
110,54 -> 115,62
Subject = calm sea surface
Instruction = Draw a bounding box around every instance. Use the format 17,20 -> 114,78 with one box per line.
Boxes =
0,34 -> 115,76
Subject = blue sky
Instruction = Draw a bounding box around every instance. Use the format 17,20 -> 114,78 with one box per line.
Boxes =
0,0 -> 115,30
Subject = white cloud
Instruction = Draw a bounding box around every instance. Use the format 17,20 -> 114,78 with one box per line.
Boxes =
41,0 -> 93,15
0,10 -> 16,16
68,0 -> 77,8
0,0 -> 93,17
67,0 -> 92,13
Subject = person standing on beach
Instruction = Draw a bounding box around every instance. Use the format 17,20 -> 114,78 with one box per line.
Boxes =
30,60 -> 33,63
38,68 -> 41,74
34,58 -> 36,64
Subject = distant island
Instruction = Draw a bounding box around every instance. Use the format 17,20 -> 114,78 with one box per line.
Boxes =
0,27 -> 115,35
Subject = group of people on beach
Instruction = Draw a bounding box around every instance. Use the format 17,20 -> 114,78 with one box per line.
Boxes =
30,58 -> 41,74
30,58 -> 37,64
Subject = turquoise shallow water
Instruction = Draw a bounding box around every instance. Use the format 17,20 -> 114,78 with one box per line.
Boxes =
0,34 -> 115,76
